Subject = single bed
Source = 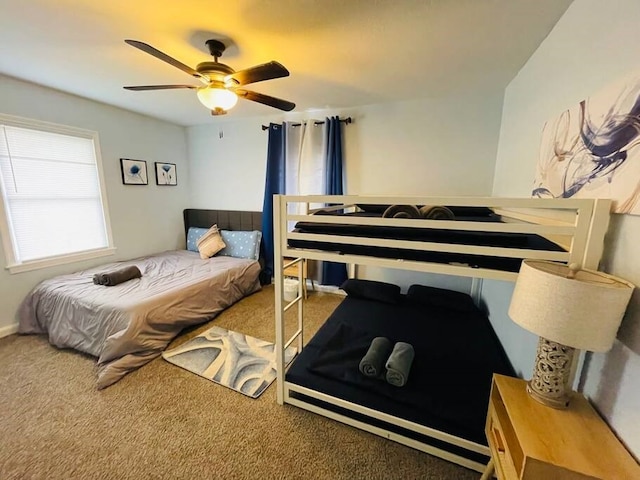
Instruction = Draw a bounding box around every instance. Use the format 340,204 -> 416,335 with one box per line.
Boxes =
272,195 -> 613,472
18,209 -> 263,389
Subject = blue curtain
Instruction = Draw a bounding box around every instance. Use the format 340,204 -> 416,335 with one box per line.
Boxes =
322,116 -> 348,286
261,123 -> 286,281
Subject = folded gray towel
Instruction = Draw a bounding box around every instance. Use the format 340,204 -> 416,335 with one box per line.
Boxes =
93,266 -> 142,286
382,204 -> 421,219
419,205 -> 455,220
385,342 -> 415,387
359,337 -> 393,378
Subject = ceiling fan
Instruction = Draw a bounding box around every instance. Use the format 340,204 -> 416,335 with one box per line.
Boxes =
123,39 -> 295,115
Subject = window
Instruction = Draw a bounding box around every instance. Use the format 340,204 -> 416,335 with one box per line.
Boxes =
0,114 -> 114,273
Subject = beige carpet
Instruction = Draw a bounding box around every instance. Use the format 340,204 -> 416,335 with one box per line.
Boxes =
0,286 -> 478,480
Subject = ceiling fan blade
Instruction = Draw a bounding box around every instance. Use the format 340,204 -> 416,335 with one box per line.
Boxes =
125,39 -> 202,79
123,85 -> 198,91
226,61 -> 289,86
235,89 -> 295,111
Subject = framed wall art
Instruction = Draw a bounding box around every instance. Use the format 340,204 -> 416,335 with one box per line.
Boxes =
120,158 -> 148,185
533,70 -> 640,214
155,162 -> 177,186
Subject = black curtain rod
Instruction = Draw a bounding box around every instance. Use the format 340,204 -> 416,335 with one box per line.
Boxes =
261,117 -> 352,130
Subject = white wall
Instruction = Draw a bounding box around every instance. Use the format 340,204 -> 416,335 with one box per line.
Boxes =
189,92 -> 503,208
488,0 -> 640,457
0,74 -> 189,334
188,117 -> 268,211
187,92 -> 504,291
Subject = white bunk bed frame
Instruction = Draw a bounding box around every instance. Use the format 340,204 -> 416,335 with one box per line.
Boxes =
273,194 -> 611,472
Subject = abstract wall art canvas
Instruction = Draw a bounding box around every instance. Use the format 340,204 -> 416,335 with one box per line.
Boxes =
120,158 -> 148,185
155,162 -> 177,186
533,71 -> 640,214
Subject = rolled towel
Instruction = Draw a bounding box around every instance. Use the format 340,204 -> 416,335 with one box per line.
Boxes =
419,205 -> 455,220
385,342 -> 415,387
95,266 -> 142,286
382,204 -> 421,219
359,337 -> 393,378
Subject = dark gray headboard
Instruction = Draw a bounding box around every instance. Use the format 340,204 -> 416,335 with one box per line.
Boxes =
183,209 -> 267,284
183,209 -> 262,234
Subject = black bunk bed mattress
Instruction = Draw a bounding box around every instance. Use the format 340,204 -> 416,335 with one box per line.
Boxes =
285,294 -> 515,447
290,211 -> 566,272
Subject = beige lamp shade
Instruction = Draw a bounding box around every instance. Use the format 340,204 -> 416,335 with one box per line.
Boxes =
509,260 -> 634,352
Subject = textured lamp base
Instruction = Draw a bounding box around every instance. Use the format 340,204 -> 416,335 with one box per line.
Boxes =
527,337 -> 575,409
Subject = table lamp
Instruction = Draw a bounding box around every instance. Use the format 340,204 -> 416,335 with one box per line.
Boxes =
508,260 -> 634,409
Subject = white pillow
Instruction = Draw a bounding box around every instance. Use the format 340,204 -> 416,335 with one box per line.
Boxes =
196,224 -> 226,259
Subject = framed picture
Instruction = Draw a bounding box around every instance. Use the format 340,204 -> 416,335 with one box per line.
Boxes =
155,162 -> 177,186
120,158 -> 148,185
533,69 -> 640,214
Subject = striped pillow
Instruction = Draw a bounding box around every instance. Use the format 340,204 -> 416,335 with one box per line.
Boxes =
196,224 -> 226,259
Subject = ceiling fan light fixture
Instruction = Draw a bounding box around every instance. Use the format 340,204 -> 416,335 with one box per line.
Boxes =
124,39 -> 295,113
196,87 -> 238,111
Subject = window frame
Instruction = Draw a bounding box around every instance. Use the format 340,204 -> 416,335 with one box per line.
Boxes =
0,113 -> 116,274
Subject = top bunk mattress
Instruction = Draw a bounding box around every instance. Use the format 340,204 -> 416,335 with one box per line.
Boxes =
289,208 -> 565,272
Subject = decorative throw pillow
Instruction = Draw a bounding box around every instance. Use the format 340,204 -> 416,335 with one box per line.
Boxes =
406,284 -> 477,313
196,224 -> 226,259
186,227 -> 208,252
340,279 -> 401,304
218,230 -> 262,260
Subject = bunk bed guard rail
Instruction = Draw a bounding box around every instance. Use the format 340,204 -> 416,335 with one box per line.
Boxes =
275,195 -> 611,281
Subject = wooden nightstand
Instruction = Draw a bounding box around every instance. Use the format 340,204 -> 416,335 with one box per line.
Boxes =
482,374 -> 639,480
283,257 -> 314,298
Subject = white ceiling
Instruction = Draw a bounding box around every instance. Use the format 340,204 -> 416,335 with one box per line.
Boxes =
0,0 -> 573,126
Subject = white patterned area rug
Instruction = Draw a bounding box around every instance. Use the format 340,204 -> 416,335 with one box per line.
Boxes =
162,326 -> 297,399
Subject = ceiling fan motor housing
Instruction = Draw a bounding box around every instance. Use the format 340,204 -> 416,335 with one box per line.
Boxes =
196,62 -> 235,79
205,39 -> 226,59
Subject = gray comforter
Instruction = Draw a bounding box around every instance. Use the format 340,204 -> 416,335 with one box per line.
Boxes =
18,250 -> 261,389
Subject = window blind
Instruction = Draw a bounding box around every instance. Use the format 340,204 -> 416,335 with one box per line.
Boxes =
0,124 -> 108,263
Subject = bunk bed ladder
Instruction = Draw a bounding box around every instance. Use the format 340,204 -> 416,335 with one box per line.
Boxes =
274,195 -> 286,405
275,195 -> 306,405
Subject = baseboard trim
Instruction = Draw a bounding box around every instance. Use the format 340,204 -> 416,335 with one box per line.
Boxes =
0,323 -> 19,338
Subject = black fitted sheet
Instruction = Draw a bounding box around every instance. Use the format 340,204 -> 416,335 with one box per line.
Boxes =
290,211 -> 565,272
286,295 -> 515,447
